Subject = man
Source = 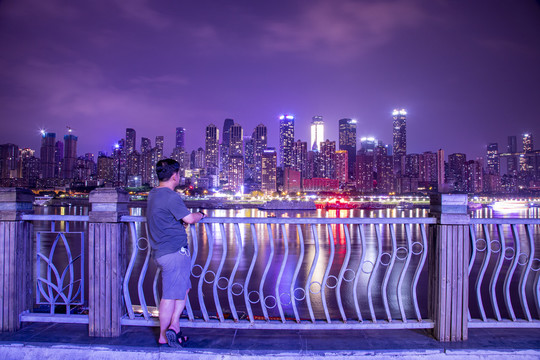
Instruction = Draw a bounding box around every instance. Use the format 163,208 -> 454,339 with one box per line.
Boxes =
146,159 -> 206,347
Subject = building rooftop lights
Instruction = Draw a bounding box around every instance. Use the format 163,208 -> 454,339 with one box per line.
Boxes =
393,109 -> 407,116
350,119 -> 357,123
279,115 -> 285,120
40,129 -> 46,136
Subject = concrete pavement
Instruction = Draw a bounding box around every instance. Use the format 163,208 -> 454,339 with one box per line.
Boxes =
1,322 -> 539,359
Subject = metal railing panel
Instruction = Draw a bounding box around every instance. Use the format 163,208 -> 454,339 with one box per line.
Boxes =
321,224 -> 334,323
275,224 -> 289,323
336,224 -> 352,323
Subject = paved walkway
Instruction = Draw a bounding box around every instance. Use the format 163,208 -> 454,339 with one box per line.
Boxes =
1,323 -> 539,359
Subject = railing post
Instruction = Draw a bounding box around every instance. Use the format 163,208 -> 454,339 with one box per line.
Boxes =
429,194 -> 470,341
0,188 -> 34,332
88,188 -> 128,337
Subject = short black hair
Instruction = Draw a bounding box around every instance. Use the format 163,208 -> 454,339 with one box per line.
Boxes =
156,159 -> 180,181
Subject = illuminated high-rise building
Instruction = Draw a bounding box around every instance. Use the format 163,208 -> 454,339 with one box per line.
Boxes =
229,123 -> 243,156
403,153 -> 420,178
360,137 -> 377,154
486,143 -> 500,174
339,118 -> 356,179
205,124 -> 219,174
261,148 -> 277,193
437,149 -> 445,191
422,151 -> 438,184
194,147 -> 205,169
448,153 -> 467,192
40,131 -> 56,179
465,160 -> 483,194
375,154 -> 393,193
175,127 -> 185,149
292,140 -> 308,179
0,144 -> 19,179
253,124 -> 267,183
63,134 -> 78,179
355,153 -> 374,193
310,116 -> 324,152
54,140 -> 63,177
335,150 -> 348,186
155,136 -> 164,160
523,133 -> 533,153
392,109 -> 407,174
141,137 -> 152,153
319,139 -> 336,178
220,119 -> 235,175
227,155 -> 244,193
126,128 -> 136,154
279,114 -> 295,168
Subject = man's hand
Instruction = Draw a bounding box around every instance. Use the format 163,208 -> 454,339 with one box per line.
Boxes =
182,211 -> 206,224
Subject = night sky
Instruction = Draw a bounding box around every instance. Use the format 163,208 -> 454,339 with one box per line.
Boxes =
1,0 -> 539,160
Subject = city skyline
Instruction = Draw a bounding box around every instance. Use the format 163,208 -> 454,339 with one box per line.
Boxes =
1,1 -> 540,159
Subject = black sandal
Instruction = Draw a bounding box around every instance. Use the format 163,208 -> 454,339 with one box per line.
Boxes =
176,330 -> 189,347
165,329 -> 182,348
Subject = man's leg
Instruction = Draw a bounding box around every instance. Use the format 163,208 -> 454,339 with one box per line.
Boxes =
158,298 -> 176,344
168,290 -> 189,335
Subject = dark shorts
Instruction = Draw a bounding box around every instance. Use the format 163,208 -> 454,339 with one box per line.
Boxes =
155,248 -> 192,300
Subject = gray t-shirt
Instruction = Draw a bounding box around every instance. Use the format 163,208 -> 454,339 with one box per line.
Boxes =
146,187 -> 190,259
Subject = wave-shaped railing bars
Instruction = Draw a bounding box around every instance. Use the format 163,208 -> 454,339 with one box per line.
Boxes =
468,220 -> 540,328
122,217 -> 435,329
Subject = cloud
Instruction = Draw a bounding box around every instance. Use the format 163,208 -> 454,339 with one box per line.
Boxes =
112,0 -> 171,30
259,0 -> 427,61
130,75 -> 189,87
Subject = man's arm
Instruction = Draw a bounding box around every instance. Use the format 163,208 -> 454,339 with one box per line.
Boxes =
182,211 -> 206,224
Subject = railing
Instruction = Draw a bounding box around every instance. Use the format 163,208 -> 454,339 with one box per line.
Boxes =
468,219 -> 540,328
10,213 -> 540,334
19,214 -> 89,324
121,216 -> 436,329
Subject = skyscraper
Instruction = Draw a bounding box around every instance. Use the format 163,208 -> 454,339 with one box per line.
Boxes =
448,153 -> 467,192
126,128 -> 136,154
261,148 -> 277,193
375,154 -> 393,193
359,137 -> 377,154
205,124 -> 219,174
523,133 -> 533,153
155,136 -> 164,160
355,153 -> 374,193
310,116 -> 324,152
141,137 -> 152,153
227,155 -> 244,193
63,134 -> 78,179
338,118 -> 356,179
40,131 -> 56,179
292,140 -> 308,179
437,149 -> 445,191
253,124 -> 267,184
279,114 -> 295,168
507,136 -> 517,153
335,150 -> 348,186
486,143 -> 500,174
0,144 -> 19,179
175,127 -> 185,149
229,123 -> 243,156
319,140 -> 336,179
392,109 -> 407,175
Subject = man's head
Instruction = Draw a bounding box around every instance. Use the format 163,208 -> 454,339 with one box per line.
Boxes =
156,159 -> 180,182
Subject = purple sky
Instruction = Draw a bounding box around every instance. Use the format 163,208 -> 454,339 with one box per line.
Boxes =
1,0 -> 540,160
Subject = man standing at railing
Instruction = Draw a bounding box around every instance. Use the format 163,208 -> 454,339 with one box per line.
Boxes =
146,159 -> 207,348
